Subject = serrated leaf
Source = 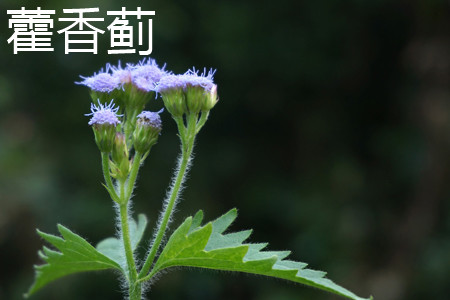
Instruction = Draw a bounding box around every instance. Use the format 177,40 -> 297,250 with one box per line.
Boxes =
151,209 -> 372,300
26,225 -> 122,297
96,214 -> 147,269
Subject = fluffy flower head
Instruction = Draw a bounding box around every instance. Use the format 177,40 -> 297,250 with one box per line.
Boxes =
129,58 -> 168,92
77,67 -> 121,93
156,68 -> 216,93
78,58 -> 168,93
86,100 -> 122,126
110,62 -> 133,85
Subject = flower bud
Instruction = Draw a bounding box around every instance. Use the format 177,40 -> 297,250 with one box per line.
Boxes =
202,84 -> 218,112
161,88 -> 186,117
86,100 -> 121,153
185,85 -> 206,114
133,110 -> 162,153
157,75 -> 187,117
111,133 -> 131,179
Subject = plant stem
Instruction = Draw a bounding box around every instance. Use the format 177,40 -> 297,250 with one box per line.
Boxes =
126,152 -> 142,201
119,201 -> 139,298
129,282 -> 142,300
124,107 -> 139,148
196,111 -> 209,134
101,152 -> 120,203
117,167 -> 142,300
138,113 -> 197,279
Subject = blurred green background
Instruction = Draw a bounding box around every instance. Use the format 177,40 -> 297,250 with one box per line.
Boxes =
1,0 -> 449,299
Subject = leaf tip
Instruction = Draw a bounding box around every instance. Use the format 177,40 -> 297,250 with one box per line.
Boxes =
36,229 -> 52,240
56,224 -> 67,232
37,250 -> 48,260
194,209 -> 204,219
137,213 -> 148,222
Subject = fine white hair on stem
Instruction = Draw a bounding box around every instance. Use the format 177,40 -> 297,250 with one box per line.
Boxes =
113,202 -> 127,269
114,200 -> 139,297
146,143 -> 195,269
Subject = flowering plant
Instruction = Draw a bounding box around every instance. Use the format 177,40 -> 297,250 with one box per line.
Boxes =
26,58 -> 371,300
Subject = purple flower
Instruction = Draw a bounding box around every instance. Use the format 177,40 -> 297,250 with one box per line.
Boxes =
137,109 -> 163,129
110,62 -> 133,85
128,58 -> 168,92
78,58 -> 168,93
77,66 -> 121,93
156,68 -> 216,93
86,100 -> 122,126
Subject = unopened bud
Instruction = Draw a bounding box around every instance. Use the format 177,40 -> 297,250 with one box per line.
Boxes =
202,84 -> 218,112
133,110 -> 162,153
111,133 -> 131,179
156,75 -> 187,117
185,85 -> 206,114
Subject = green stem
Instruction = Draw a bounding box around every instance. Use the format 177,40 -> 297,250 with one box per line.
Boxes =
174,116 -> 187,145
101,152 -> 120,203
126,152 -> 142,201
196,111 -> 209,134
118,168 -> 142,299
129,283 -> 142,300
138,114 -> 197,279
136,267 -> 158,285
119,201 -> 139,297
124,107 -> 139,148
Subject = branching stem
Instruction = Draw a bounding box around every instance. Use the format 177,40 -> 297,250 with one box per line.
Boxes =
126,152 -> 142,201
101,152 -> 120,203
102,151 -> 144,299
138,113 -> 198,280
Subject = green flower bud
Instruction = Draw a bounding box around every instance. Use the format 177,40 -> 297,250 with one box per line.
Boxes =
133,111 -> 162,153
111,133 -> 131,179
185,85 -> 206,114
202,84 -> 218,112
160,85 -> 187,117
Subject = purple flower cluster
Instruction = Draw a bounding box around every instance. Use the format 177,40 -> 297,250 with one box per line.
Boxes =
79,59 -> 216,95
78,58 -> 168,93
156,69 -> 216,94
81,58 -> 218,122
86,100 -> 122,126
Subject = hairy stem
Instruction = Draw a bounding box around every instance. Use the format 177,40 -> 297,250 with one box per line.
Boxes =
118,168 -> 142,299
196,111 -> 209,134
129,282 -> 142,300
126,152 -> 142,201
119,201 -> 139,297
138,113 -> 198,279
124,107 -> 139,148
101,152 -> 120,203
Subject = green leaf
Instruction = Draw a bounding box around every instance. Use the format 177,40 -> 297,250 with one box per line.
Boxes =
26,225 -> 123,297
96,214 -> 147,269
151,209 -> 372,300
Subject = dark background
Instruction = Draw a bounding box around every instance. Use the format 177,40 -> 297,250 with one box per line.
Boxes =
1,0 -> 449,299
